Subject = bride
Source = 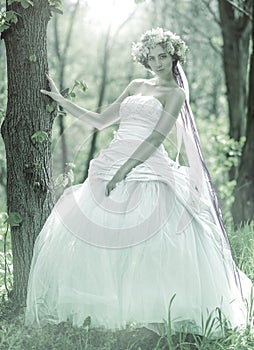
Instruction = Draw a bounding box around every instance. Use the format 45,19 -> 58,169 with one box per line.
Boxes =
25,27 -> 253,338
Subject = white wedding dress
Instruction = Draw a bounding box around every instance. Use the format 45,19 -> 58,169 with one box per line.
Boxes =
25,95 -> 252,337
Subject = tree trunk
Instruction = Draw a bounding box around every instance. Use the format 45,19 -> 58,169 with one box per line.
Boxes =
218,0 -> 251,141
1,0 -> 54,305
232,2 -> 254,225
218,0 -> 251,181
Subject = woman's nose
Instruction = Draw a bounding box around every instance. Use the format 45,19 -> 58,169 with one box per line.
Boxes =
154,58 -> 161,67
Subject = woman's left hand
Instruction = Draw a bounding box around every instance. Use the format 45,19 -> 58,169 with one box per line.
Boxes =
105,171 -> 127,196
41,74 -> 64,104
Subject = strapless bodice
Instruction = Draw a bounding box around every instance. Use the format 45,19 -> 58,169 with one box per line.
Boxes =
88,94 -> 179,184
114,95 -> 164,142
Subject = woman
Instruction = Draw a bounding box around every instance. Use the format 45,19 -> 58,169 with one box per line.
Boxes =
25,28 -> 252,338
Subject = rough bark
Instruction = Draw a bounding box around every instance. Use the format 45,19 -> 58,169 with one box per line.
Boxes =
232,2 -> 254,225
1,0 -> 54,305
218,0 -> 251,141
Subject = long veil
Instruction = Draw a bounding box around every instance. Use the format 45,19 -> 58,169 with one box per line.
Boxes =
174,62 -> 243,298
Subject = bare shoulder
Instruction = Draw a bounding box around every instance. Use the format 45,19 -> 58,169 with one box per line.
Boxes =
165,86 -> 186,105
162,86 -> 186,116
127,78 -> 146,93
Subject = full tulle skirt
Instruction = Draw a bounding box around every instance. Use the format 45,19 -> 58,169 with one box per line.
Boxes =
25,164 -> 253,337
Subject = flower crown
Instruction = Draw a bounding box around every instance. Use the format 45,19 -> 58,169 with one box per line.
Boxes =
131,27 -> 188,66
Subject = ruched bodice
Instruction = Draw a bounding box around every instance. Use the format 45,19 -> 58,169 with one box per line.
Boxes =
89,94 -> 177,183
116,94 -> 163,141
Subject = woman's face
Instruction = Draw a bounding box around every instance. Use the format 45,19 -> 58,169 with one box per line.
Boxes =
147,45 -> 173,76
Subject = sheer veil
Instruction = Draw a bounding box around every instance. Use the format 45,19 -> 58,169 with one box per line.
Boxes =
174,62 -> 243,298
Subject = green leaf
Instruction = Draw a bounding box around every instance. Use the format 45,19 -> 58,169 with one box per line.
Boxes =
46,104 -> 55,113
60,88 -> 69,98
4,212 -> 23,227
48,0 -> 62,7
0,24 -> 9,33
31,130 -> 48,143
20,0 -> 34,9
29,54 -> 37,62
5,10 -> 18,24
0,10 -> 18,33
70,91 -> 76,98
49,6 -> 63,15
74,80 -> 88,93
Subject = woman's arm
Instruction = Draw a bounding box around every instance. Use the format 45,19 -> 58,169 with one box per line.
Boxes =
41,75 -> 137,131
105,88 -> 186,196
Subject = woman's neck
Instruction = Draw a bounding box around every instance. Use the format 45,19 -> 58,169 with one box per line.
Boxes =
152,70 -> 177,86
153,75 -> 178,87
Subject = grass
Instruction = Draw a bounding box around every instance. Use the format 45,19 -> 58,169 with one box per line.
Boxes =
0,217 -> 254,349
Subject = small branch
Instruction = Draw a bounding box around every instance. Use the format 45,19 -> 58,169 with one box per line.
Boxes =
62,0 -> 80,59
202,0 -> 221,26
224,0 -> 253,20
174,8 -> 222,56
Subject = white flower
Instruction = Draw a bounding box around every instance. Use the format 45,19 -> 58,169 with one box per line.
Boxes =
131,27 -> 188,66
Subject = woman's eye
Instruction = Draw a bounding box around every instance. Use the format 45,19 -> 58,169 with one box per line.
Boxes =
148,57 -> 153,61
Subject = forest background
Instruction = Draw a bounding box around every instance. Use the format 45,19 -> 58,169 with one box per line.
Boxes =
0,0 -> 253,349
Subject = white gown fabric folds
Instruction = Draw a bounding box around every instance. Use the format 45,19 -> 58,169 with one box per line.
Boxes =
25,95 -> 252,337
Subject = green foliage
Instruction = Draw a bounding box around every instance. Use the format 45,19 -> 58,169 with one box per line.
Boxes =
69,91 -> 76,98
0,0 -> 33,33
31,130 -> 49,144
28,54 -> 37,62
214,134 -> 246,169
48,0 -> 61,8
46,103 -> 55,113
48,0 -> 63,15
4,212 -> 22,227
74,80 -> 88,93
0,10 -> 18,33
1,314 -> 253,350
210,131 -> 246,223
66,80 -> 88,99
49,6 -> 63,15
7,0 -> 34,9
228,221 -> 254,282
0,0 -> 62,34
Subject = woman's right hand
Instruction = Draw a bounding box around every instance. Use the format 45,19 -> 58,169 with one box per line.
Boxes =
40,74 -> 64,104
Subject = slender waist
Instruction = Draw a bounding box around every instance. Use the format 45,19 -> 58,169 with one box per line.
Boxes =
115,124 -> 155,141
